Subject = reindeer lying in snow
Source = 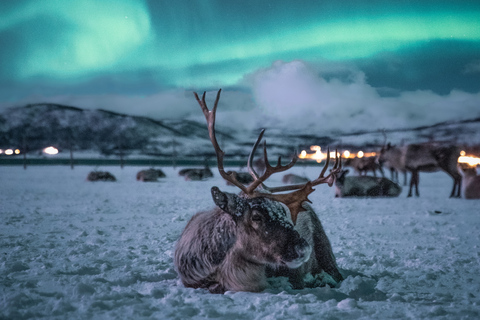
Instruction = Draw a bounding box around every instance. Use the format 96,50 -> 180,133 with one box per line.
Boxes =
334,169 -> 401,198
282,173 -> 310,184
458,164 -> 480,199
179,166 -> 214,181
136,168 -> 166,182
174,89 -> 344,293
86,171 -> 116,182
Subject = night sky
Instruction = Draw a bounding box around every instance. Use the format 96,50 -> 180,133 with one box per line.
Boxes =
1,0 -> 479,133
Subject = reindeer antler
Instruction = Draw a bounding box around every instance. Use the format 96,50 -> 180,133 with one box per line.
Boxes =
194,89 -> 250,194
261,150 -> 342,224
194,89 -> 341,224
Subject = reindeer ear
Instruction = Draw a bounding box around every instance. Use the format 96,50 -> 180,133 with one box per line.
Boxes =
211,187 -> 248,219
337,170 -> 348,180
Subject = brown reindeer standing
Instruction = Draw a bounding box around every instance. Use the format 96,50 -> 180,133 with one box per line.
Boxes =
174,89 -> 343,293
378,142 -> 462,197
344,156 -> 384,177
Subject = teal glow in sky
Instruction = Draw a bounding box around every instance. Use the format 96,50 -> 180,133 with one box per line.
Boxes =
1,0 -> 479,131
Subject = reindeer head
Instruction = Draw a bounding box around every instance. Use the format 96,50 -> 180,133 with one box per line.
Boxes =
211,186 -> 311,268
194,89 -> 342,225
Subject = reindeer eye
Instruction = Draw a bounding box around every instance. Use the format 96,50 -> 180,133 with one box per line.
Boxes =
251,212 -> 263,222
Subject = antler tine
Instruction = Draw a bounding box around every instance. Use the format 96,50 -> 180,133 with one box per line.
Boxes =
247,129 -> 265,181
264,147 -> 342,193
245,138 -> 298,194
193,89 -> 248,194
310,148 -> 342,187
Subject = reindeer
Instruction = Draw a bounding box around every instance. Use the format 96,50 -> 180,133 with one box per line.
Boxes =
334,169 -> 401,198
86,171 -> 116,182
282,173 -> 310,184
378,142 -> 462,197
344,156 -> 384,177
376,142 -> 407,185
174,89 -> 343,293
136,168 -> 166,182
179,166 -> 214,181
458,164 -> 480,199
225,171 -> 254,186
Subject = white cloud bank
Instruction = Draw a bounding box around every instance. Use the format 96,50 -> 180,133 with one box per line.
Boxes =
3,60 -> 480,136
246,60 -> 480,133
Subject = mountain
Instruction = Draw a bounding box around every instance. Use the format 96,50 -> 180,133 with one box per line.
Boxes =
1,103 -> 480,159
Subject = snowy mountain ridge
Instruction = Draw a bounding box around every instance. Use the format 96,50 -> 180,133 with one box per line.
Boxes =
1,103 -> 479,158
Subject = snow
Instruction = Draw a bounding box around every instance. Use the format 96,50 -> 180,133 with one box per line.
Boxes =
1,165 -> 480,319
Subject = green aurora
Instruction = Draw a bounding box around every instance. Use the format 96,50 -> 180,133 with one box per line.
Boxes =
0,0 -> 479,124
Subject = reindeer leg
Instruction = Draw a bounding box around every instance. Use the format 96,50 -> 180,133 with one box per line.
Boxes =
407,171 -> 415,197
450,176 -> 462,198
457,178 -> 462,198
414,171 -> 420,197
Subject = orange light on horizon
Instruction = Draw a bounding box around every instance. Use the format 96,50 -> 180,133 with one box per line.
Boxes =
299,146 -> 377,162
458,155 -> 480,167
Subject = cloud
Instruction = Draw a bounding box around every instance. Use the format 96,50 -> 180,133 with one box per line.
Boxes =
245,60 -> 480,133
3,60 -> 480,136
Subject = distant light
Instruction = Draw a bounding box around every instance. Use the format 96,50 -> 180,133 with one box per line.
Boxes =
5,149 -> 13,155
343,150 -> 350,158
0,149 -> 3,154
458,155 -> 480,167
329,151 -> 339,159
460,150 -> 466,156
300,150 -> 307,158
357,151 -> 364,158
43,146 -> 59,155
14,149 -> 20,154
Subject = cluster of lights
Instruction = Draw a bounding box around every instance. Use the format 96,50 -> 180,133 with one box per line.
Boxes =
0,146 -> 60,156
299,146 -> 480,167
299,146 -> 375,162
0,149 -> 21,155
458,150 -> 480,167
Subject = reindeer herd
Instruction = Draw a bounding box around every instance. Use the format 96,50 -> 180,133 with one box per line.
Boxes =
89,89 -> 479,294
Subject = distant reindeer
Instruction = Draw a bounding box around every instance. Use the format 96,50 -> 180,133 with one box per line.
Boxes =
174,89 -> 343,293
344,156 -> 384,177
378,142 -> 461,197
225,171 -> 254,186
136,168 -> 166,182
179,165 -> 214,181
458,164 -> 480,199
282,173 -> 310,184
87,171 -> 116,182
376,142 -> 407,186
334,169 -> 401,198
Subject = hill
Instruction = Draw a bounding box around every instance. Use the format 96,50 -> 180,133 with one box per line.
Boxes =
1,103 -> 480,160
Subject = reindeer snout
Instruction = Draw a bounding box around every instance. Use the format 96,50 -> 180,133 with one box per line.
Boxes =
283,237 -> 312,269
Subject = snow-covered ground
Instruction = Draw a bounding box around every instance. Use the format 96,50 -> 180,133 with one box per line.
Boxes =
1,165 -> 479,319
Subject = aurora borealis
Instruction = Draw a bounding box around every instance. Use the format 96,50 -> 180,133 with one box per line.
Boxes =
1,0 -> 479,132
